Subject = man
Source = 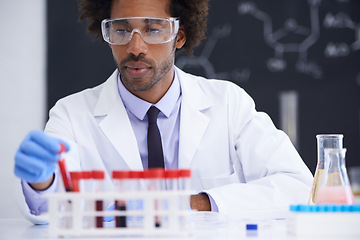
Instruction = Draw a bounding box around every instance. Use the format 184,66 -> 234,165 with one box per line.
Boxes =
14,0 -> 313,224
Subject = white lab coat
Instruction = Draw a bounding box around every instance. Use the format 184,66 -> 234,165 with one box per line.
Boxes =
15,67 -> 313,223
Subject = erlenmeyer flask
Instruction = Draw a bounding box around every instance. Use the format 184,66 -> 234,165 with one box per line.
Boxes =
316,148 -> 354,204
308,134 -> 343,204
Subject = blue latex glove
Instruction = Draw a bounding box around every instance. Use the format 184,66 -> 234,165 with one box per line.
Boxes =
14,130 -> 70,183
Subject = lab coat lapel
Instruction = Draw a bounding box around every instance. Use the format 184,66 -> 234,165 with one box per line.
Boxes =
176,68 -> 213,169
93,70 -> 143,170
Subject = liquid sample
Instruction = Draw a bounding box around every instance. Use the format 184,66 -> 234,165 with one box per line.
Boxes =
308,169 -> 323,204
316,186 -> 354,204
115,201 -> 127,228
96,200 -> 103,228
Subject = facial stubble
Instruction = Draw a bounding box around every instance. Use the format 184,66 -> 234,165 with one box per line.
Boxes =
116,41 -> 177,92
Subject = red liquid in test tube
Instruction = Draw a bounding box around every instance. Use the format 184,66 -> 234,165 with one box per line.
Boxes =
112,170 -> 130,228
92,170 -> 105,228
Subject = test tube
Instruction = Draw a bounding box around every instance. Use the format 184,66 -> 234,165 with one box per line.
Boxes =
178,169 -> 191,214
143,168 -> 165,228
178,169 -> 191,191
129,171 -> 144,228
79,171 -> 93,228
56,144 -> 72,229
129,171 -> 143,191
58,143 -> 72,192
165,169 -> 179,191
164,170 -> 179,228
79,171 -> 92,192
112,170 -> 129,228
92,170 -> 105,228
143,168 -> 165,191
69,171 -> 91,229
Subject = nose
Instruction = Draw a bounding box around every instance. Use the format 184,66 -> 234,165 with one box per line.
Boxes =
126,31 -> 148,57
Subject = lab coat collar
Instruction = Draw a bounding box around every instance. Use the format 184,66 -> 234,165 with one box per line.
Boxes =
175,66 -> 213,169
93,70 -> 143,170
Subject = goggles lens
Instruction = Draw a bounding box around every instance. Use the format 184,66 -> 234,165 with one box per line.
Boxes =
101,17 -> 180,45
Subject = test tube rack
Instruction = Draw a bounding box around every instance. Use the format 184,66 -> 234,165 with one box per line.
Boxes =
47,190 -> 192,238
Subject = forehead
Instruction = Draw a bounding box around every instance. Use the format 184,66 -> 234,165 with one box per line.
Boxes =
110,0 -> 171,19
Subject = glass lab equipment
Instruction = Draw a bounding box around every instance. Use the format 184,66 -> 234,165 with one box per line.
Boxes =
316,148 -> 354,204
308,134 -> 343,204
349,166 -> 360,202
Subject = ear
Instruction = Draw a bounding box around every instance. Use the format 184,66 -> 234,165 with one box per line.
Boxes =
175,25 -> 186,49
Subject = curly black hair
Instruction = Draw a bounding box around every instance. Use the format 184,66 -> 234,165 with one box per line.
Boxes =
77,0 -> 209,56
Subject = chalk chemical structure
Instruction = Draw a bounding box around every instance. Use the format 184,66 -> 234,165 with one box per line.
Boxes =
238,0 -> 323,79
323,12 -> 360,57
177,0 -> 359,82
324,10 -> 360,87
176,24 -> 251,83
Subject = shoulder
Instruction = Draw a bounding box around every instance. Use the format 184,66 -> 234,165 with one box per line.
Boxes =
176,67 -> 253,104
57,83 -> 104,107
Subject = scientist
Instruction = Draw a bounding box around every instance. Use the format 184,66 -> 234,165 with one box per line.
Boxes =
14,0 -> 313,224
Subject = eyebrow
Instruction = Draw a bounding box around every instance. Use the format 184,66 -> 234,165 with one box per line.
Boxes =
143,18 -> 164,24
111,18 -> 165,26
114,19 -> 130,24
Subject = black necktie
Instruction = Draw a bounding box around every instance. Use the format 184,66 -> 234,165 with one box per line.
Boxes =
147,106 -> 164,168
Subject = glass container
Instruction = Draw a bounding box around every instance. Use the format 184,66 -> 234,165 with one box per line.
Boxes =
308,134 -> 343,204
316,148 -> 354,204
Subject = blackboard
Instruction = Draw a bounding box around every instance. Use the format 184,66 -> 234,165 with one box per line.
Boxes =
48,0 -> 360,173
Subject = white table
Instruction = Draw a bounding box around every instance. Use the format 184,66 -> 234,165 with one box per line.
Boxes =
0,213 -> 358,240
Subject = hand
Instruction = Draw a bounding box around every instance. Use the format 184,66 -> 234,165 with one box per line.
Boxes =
14,130 -> 70,187
190,193 -> 211,211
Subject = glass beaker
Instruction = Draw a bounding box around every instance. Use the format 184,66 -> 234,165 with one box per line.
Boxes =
308,134 -> 343,204
316,148 -> 354,204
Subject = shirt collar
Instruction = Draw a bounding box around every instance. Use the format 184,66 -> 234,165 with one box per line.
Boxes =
117,69 -> 181,120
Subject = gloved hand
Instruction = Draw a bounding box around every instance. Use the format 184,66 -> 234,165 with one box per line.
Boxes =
14,130 -> 70,184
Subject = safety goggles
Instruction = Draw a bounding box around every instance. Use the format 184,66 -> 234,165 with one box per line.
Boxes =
101,17 -> 180,45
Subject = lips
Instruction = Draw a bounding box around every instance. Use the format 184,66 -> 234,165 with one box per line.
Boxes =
125,61 -> 151,79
